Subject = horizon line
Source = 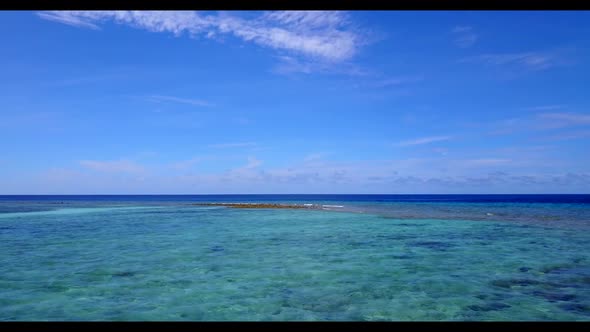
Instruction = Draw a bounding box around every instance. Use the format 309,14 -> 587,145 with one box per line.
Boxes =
1,193 -> 589,196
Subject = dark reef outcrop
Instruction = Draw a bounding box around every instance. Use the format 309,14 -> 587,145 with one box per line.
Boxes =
192,203 -> 322,209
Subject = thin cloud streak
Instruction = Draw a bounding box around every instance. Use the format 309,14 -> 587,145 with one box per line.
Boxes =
487,112 -> 590,135
371,76 -> 423,88
208,142 -> 257,149
546,131 -> 590,141
395,136 -> 451,147
537,112 -> 590,129
271,55 -> 370,76
37,11 -> 100,29
525,105 -> 567,112
464,159 -> 512,166
460,51 -> 557,70
148,95 -> 214,107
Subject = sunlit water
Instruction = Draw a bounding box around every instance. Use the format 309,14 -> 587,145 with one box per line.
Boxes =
0,195 -> 589,321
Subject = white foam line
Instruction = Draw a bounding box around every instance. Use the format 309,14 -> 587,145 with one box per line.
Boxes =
0,206 -> 162,218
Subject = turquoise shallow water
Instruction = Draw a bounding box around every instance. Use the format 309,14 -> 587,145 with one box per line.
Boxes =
0,196 -> 589,321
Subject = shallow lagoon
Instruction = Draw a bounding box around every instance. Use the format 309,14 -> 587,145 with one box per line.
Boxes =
0,196 -> 589,321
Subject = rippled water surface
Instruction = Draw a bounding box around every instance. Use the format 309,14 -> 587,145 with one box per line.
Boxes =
0,195 -> 589,320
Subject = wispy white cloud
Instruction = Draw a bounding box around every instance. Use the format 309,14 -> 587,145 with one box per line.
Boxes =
37,11 -> 101,29
37,11 -> 365,64
10,152 -> 589,194
546,131 -> 590,141
395,136 -> 452,147
344,74 -> 423,95
226,156 -> 264,177
460,51 -> 557,70
486,111 -> 590,136
262,11 -> 348,30
258,11 -> 361,61
537,112 -> 590,129
371,76 -> 423,88
452,26 -> 478,48
195,160 -> 582,193
525,105 -> 567,112
463,158 -> 511,166
148,95 -> 214,107
432,147 -> 449,156
271,56 -> 323,74
208,142 -> 257,149
169,157 -> 204,170
79,159 -> 145,173
272,55 -> 369,76
486,117 -> 527,136
244,156 -> 263,169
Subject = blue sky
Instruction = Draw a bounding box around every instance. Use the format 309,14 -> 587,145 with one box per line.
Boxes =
1,10 -> 589,194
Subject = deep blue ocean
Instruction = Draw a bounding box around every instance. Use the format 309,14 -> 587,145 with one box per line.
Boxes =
0,195 -> 589,320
